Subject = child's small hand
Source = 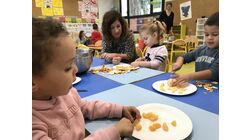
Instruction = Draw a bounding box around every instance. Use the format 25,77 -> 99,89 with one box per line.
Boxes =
122,106 -> 141,123
135,57 -> 144,62
131,62 -> 140,68
172,74 -> 190,86
115,118 -> 134,137
172,62 -> 182,71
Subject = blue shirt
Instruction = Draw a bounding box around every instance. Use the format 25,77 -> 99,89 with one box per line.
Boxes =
182,46 -> 219,81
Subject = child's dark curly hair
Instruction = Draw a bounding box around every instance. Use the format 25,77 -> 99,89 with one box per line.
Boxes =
205,12 -> 219,27
32,18 -> 69,76
101,10 -> 128,44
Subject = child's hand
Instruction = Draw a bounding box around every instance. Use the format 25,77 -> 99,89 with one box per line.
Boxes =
172,62 -> 183,71
131,62 -> 140,68
112,56 -> 121,65
135,57 -> 144,62
122,106 -> 141,123
172,74 -> 190,86
114,118 -> 134,137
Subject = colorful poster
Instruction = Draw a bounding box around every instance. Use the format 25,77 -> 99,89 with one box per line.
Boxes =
53,7 -> 64,15
180,1 -> 192,20
52,0 -> 63,8
79,0 -> 98,22
78,1 -> 84,11
35,0 -> 43,7
41,7 -> 53,16
44,0 -> 52,8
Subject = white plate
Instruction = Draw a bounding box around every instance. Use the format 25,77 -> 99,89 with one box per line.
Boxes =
72,77 -> 81,85
152,80 -> 197,96
132,103 -> 193,140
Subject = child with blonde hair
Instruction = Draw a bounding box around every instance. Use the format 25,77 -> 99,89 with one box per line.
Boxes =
131,20 -> 168,71
32,18 -> 141,140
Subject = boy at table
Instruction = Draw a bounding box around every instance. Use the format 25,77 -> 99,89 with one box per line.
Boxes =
171,12 -> 219,85
32,18 -> 141,140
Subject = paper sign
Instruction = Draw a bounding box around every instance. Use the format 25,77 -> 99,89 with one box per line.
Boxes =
53,7 -> 64,15
41,7 -> 53,16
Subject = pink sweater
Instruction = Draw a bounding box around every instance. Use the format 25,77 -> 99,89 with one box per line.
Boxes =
32,88 -> 123,140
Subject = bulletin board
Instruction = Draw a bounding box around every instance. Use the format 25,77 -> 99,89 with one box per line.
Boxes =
32,0 -> 81,18
171,0 -> 219,35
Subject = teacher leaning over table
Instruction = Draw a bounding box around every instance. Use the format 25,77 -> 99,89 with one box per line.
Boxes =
101,10 -> 137,65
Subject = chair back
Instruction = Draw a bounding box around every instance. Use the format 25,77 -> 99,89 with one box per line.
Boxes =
142,46 -> 148,57
170,39 -> 187,64
185,36 -> 199,51
95,40 -> 102,47
171,39 -> 187,52
165,58 -> 170,72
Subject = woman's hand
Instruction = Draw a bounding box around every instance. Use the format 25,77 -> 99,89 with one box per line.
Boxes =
112,56 -> 122,65
122,106 -> 141,123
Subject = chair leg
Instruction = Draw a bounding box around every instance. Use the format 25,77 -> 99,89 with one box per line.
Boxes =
170,52 -> 173,65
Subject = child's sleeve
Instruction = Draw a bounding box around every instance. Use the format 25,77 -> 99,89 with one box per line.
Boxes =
150,47 -> 168,69
71,88 -> 123,120
84,125 -> 120,140
182,46 -> 202,63
209,57 -> 219,81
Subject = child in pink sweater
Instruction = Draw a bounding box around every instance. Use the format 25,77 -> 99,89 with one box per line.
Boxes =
32,18 -> 141,140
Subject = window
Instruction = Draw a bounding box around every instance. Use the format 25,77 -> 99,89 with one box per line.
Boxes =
120,0 -> 165,32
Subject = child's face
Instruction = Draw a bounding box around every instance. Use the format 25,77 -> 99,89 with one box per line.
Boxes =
33,36 -> 78,99
204,25 -> 219,49
140,31 -> 158,47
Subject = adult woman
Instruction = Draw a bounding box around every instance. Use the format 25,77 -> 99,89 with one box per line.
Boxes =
101,10 -> 137,64
158,2 -> 174,34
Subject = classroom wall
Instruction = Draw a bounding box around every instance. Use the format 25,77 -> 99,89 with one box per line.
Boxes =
32,0 -> 117,21
170,0 -> 219,35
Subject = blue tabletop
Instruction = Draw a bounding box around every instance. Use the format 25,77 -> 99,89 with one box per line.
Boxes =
91,57 -> 108,67
133,73 -> 219,114
74,72 -> 122,98
84,84 -> 218,140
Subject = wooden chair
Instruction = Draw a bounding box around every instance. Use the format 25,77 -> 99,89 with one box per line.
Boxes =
170,39 -> 187,64
185,36 -> 199,52
95,40 -> 102,47
142,46 -> 148,57
164,58 -> 170,72
136,47 -> 143,57
92,40 -> 102,57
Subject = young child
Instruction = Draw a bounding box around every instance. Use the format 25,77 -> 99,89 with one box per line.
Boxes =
32,18 -> 141,140
131,20 -> 168,72
91,23 -> 102,44
171,12 -> 219,86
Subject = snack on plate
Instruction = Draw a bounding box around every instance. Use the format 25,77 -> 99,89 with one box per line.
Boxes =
149,123 -> 161,131
162,122 -> 169,131
159,79 -> 187,93
90,64 -> 139,74
142,112 -> 159,122
160,83 -> 165,91
171,120 -> 177,127
135,123 -> 142,131
90,65 -> 113,74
